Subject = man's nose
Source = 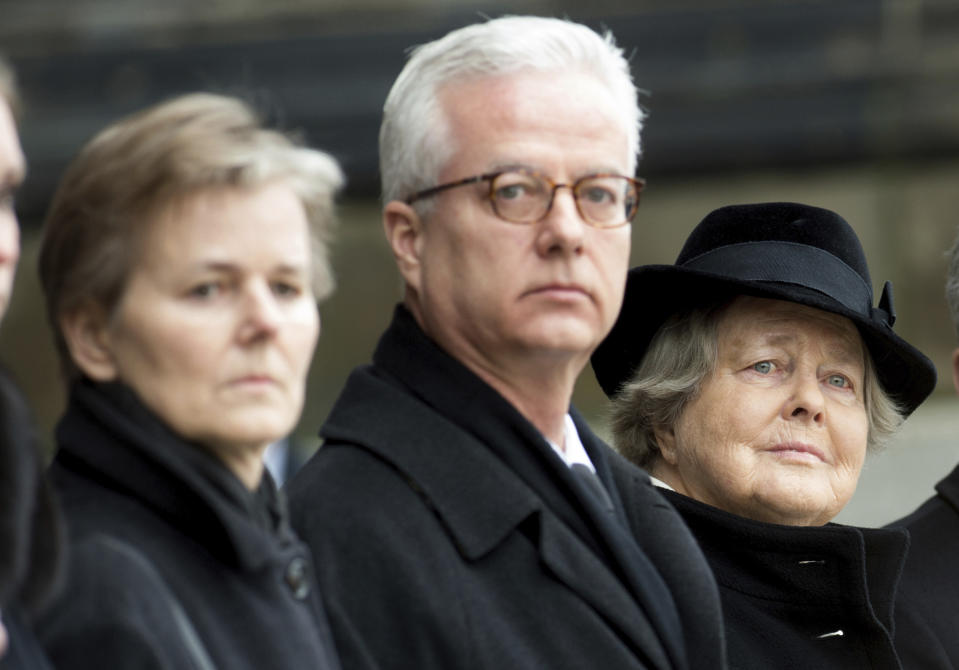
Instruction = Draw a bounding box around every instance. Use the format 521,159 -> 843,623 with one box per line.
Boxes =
534,187 -> 586,255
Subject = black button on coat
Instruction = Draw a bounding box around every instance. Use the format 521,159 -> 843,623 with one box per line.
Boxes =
37,381 -> 342,670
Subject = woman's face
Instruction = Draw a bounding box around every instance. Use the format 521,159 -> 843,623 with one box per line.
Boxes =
656,296 -> 869,526
80,181 -> 320,487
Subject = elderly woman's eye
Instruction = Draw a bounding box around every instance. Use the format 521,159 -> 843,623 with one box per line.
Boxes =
752,361 -> 774,374
827,374 -> 850,388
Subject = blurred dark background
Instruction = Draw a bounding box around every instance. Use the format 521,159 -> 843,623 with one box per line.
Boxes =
2,0 -> 958,525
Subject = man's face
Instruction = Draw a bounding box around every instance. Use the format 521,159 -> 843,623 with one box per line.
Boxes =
0,98 -> 24,323
408,70 -> 632,375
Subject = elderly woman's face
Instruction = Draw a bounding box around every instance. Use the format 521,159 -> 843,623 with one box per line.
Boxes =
657,296 -> 869,526
80,181 -> 319,486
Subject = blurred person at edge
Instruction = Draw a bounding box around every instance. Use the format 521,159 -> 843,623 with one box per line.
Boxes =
593,202 -> 944,669
286,15 -> 726,670
888,230 -> 959,668
0,54 -> 64,670
35,93 -> 344,670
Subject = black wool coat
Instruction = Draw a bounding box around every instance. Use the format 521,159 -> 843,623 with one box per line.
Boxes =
287,306 -> 726,670
888,463 -> 959,669
663,489 -> 925,670
0,369 -> 61,670
37,381 -> 342,670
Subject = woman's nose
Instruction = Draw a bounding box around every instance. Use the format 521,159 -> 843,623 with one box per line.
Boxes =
238,283 -> 281,342
783,372 -> 826,425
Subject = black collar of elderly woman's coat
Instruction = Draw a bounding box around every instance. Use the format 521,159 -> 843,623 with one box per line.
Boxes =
592,202 -> 936,416
660,489 -> 907,639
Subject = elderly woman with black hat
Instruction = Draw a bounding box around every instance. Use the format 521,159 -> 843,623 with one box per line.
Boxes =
593,202 -> 941,669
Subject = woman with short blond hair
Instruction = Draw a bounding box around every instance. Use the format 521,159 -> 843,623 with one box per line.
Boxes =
37,92 -> 343,670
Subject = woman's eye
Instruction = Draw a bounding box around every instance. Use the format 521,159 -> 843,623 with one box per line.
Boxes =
827,374 -> 850,388
189,282 -> 221,299
752,361 -> 774,374
272,281 -> 301,298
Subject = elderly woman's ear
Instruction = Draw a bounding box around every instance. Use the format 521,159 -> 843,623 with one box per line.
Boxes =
652,427 -> 679,467
59,305 -> 118,382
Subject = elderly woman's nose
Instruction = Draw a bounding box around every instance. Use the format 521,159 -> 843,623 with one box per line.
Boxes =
783,371 -> 826,423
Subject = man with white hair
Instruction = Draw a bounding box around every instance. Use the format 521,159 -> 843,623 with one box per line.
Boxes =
288,16 -> 725,670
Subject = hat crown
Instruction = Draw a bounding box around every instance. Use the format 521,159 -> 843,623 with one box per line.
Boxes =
592,201 -> 937,416
677,202 -> 873,294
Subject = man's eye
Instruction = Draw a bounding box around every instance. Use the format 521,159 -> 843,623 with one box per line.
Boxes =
752,361 -> 774,374
581,186 -> 615,204
495,183 -> 529,200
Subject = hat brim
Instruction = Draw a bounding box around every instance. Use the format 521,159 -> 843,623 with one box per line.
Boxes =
592,265 -> 937,417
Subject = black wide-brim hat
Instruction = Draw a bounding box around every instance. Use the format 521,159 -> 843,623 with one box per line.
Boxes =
592,202 -> 936,417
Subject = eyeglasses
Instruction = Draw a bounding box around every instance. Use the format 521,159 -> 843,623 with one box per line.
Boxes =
404,168 -> 645,228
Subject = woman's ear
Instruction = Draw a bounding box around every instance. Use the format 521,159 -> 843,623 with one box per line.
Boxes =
653,426 -> 680,466
383,200 -> 425,293
60,305 -> 118,382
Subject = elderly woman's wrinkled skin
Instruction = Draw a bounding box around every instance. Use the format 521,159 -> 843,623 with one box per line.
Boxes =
654,296 -> 869,526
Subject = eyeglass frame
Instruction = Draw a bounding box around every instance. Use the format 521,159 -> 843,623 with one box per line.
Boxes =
403,168 -> 646,228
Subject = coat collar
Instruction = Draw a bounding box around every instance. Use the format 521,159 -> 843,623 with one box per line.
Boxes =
320,306 -> 682,670
934,462 -> 959,513
330,305 -> 624,558
53,380 -> 295,572
663,490 -> 908,635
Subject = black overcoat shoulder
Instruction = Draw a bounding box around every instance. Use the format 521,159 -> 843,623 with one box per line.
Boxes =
887,463 -> 959,669
287,306 -> 726,670
37,381 -> 341,670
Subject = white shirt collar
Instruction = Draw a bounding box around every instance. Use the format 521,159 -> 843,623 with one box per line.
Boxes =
547,414 -> 596,473
649,475 -> 675,491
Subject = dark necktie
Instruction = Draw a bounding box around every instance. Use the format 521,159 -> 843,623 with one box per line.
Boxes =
570,463 -> 614,513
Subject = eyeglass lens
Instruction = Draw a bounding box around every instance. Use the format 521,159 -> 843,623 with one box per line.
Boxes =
490,171 -> 637,226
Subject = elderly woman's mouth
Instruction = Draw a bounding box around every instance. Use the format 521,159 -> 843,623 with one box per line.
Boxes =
765,442 -> 826,463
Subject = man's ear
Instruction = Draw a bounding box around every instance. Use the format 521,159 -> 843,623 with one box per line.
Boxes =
383,200 -> 424,293
60,304 -> 119,382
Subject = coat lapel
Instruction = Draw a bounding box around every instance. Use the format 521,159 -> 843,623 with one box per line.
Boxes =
322,368 -> 677,669
537,513 -> 674,670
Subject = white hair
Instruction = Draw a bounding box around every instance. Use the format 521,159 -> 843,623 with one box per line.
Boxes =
379,15 -> 642,206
